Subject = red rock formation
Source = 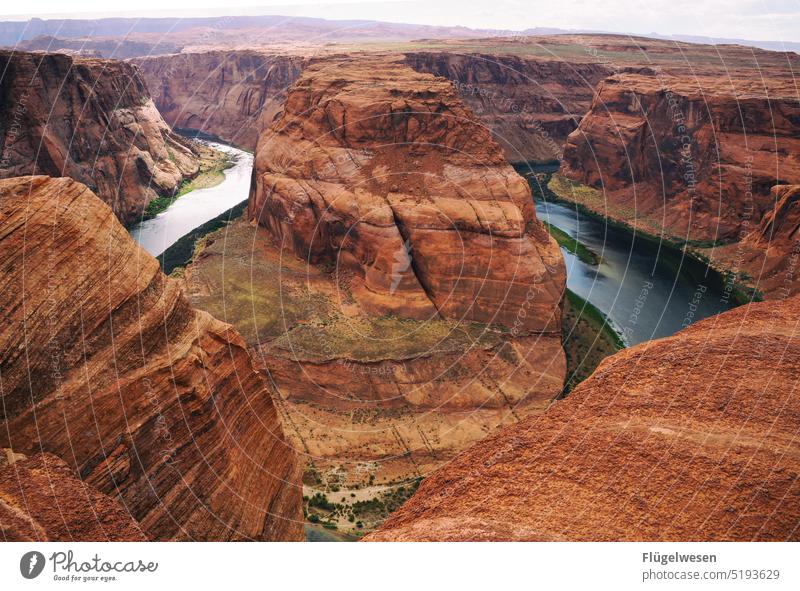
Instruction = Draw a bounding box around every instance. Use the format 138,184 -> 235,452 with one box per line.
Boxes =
133,51 -> 305,150
0,451 -> 146,541
559,72 -> 800,243
367,296 -> 800,541
0,175 -> 302,541
707,184 -> 800,299
248,55 -> 564,330
0,50 -> 199,225
405,52 -> 610,163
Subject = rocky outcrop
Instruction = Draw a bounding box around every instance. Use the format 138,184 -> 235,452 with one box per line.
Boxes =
0,451 -> 146,541
133,51 -> 305,150
559,73 -> 800,243
175,55 -> 566,527
248,55 -> 564,330
0,175 -> 302,541
367,296 -> 800,541
707,184 -> 800,299
405,52 -> 610,163
0,50 -> 199,225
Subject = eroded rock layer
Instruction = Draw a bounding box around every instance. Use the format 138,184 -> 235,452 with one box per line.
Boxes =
0,176 -> 302,541
0,50 -> 199,225
248,55 -> 564,330
0,451 -> 146,541
405,52 -> 610,163
368,296 -> 800,541
133,51 -> 305,150
558,72 -> 800,244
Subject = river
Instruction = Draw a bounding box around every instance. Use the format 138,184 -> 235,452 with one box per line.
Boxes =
129,141 -> 253,257
131,147 -> 732,347
526,173 -> 732,346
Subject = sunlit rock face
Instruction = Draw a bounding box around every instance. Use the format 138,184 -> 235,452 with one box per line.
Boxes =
0,175 -> 303,541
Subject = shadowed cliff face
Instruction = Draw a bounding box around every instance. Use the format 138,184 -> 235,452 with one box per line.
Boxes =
0,451 -> 147,541
559,73 -> 800,244
133,51 -> 305,151
404,52 -> 610,163
0,175 -> 303,541
0,51 -> 199,225
367,295 -> 800,541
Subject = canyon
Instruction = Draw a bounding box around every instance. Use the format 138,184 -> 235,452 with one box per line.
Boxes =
0,26 -> 798,542
133,51 -> 305,151
179,54 -> 567,533
0,175 -> 302,541
0,51 -> 199,225
368,294 -> 800,541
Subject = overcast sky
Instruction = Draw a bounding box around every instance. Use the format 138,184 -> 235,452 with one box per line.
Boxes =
2,0 -> 798,42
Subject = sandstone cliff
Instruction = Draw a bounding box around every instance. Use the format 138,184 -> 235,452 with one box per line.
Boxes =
367,296 -> 800,541
0,451 -> 146,541
133,51 -> 305,150
558,72 -> 800,244
0,175 -> 302,541
249,55 -> 564,329
177,56 -> 565,531
405,52 -> 610,163
708,184 -> 800,299
0,51 -> 199,225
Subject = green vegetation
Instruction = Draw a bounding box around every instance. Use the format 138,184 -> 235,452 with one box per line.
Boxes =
546,174 -> 760,306
141,147 -> 233,221
561,289 -> 624,395
302,477 -> 423,536
543,221 -> 601,265
272,316 -> 504,363
160,200 -> 247,275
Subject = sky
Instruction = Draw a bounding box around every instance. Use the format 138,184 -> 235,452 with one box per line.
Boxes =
1,0 -> 798,43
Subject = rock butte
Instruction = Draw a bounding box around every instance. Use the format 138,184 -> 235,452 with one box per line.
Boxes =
0,451 -> 146,541
367,296 -> 800,541
177,54 -> 566,503
0,51 -> 199,225
248,55 -> 564,329
0,176 -> 302,541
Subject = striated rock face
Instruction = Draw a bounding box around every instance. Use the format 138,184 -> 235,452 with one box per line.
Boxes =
405,52 -> 610,163
707,184 -> 800,299
0,451 -> 146,541
0,176 -> 302,541
559,73 -> 800,243
249,55 -> 564,330
0,50 -> 199,225
182,216 -> 566,502
133,51 -> 305,151
368,296 -> 800,541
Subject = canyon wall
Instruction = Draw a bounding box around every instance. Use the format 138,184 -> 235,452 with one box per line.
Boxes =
368,295 -> 800,541
0,175 -> 302,541
133,51 -> 305,151
559,73 -> 800,243
0,51 -> 199,225
404,51 -> 610,163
